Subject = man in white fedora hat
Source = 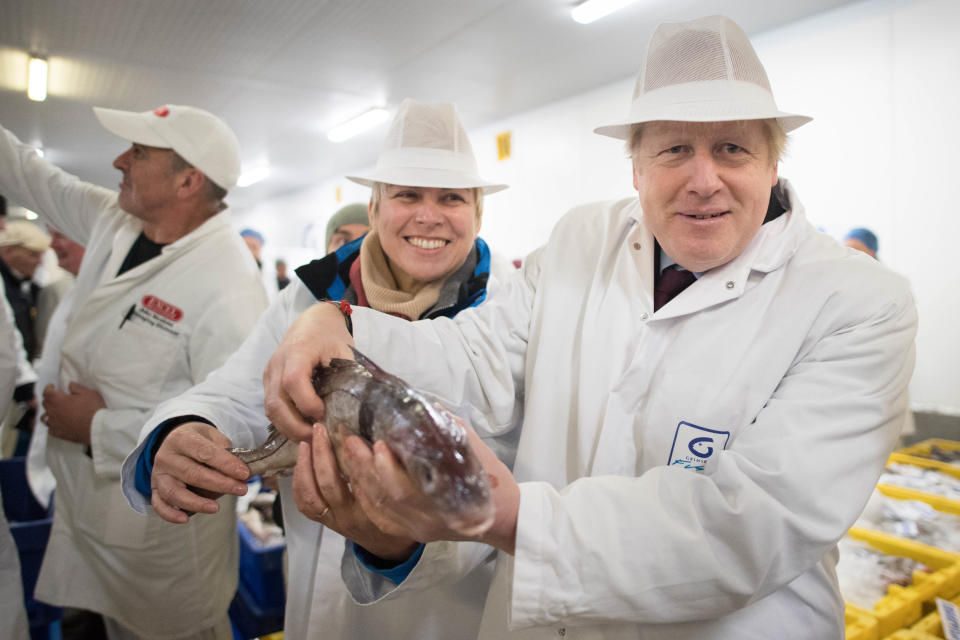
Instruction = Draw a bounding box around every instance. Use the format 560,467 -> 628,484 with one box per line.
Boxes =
260,15 -> 917,639
119,98 -> 510,639
0,104 -> 267,639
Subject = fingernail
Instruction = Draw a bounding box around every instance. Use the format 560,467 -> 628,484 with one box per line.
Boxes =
234,484 -> 247,495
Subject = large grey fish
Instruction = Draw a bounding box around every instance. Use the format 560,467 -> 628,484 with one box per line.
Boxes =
230,347 -> 494,536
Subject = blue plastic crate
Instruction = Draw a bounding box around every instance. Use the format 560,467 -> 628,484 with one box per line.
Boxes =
1,457 -> 62,631
237,519 -> 286,610
0,457 -> 50,522
229,581 -> 284,639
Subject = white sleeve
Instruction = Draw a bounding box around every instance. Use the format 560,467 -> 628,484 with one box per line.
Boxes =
0,125 -> 115,245
120,288 -> 299,512
508,285 -> 919,628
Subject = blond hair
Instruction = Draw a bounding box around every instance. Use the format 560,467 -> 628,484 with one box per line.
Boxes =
369,182 -> 484,226
627,119 -> 787,165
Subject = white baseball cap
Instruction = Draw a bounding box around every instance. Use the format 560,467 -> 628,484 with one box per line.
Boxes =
594,15 -> 811,139
93,104 -> 242,190
0,220 -> 51,252
347,99 -> 507,194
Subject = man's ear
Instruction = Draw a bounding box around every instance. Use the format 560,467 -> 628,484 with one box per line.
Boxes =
176,167 -> 207,199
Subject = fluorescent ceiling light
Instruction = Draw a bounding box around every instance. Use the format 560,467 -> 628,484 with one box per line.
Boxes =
27,56 -> 47,102
24,210 -> 38,221
327,108 -> 390,143
571,0 -> 640,24
237,166 -> 271,187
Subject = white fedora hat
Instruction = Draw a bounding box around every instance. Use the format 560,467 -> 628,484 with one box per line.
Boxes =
347,99 -> 507,194
595,15 -> 811,140
94,104 -> 242,190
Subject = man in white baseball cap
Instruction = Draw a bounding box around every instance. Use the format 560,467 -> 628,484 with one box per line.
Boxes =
260,15 -> 917,640
0,102 -> 267,640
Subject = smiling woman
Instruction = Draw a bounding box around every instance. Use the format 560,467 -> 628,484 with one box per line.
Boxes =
299,98 -> 510,321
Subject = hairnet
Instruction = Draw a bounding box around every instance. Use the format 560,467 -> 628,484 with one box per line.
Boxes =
239,228 -> 265,245
844,228 -> 878,255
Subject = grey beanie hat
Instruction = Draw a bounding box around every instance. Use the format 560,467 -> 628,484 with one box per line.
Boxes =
325,203 -> 369,248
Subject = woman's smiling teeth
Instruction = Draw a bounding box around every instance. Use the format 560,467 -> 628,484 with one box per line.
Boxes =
688,211 -> 727,220
407,236 -> 448,249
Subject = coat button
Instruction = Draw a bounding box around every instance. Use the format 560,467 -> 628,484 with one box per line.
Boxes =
632,242 -> 641,250
725,280 -> 735,289
558,628 -> 566,637
640,312 -> 649,320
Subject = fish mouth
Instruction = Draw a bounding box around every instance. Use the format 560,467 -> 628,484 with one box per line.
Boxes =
405,236 -> 449,250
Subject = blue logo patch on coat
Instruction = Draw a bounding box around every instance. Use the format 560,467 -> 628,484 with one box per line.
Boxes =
668,421 -> 730,472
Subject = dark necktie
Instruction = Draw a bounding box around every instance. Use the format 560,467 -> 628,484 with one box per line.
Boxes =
654,266 -> 696,311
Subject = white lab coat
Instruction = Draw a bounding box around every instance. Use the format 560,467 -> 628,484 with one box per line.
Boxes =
339,182 -> 918,639
0,275 -> 29,640
120,278 -> 510,640
0,125 -> 269,638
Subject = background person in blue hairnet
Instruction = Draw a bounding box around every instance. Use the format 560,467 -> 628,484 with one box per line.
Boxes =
240,227 -> 266,269
844,227 -> 878,259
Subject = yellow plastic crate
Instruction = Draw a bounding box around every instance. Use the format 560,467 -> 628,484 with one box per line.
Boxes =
886,629 -> 944,639
846,604 -> 880,640
874,484 -> 960,517
845,528 -> 960,637
910,593 -> 960,637
890,440 -> 960,481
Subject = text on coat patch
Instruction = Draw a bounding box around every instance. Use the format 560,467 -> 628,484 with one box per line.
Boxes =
668,421 -> 730,472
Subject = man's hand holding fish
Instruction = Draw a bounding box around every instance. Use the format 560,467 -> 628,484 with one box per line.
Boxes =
292,422 -> 422,561
151,421 -> 250,524
263,301 -> 355,443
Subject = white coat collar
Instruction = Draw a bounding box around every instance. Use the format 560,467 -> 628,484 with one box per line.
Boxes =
106,208 -> 235,283
626,178 -> 807,317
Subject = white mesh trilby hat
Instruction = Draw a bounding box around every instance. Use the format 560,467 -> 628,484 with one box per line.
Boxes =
93,104 -> 242,190
347,99 -> 507,194
594,15 -> 811,140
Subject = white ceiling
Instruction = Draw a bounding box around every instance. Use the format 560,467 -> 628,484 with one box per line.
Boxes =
0,0 -> 861,213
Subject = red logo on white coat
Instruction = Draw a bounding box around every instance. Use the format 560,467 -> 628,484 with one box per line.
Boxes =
153,106 -> 170,118
142,295 -> 183,322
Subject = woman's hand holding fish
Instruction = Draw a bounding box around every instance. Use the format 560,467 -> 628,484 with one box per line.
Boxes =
341,419 -> 521,555
292,424 -> 420,561
263,302 -> 356,443
151,422 -> 250,524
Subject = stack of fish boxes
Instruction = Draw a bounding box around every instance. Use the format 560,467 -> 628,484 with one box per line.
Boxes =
844,439 -> 960,639
229,518 -> 285,639
0,456 -> 62,640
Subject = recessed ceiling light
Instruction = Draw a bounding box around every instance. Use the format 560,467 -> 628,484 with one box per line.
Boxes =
571,0 -> 640,25
28,56 -> 48,102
